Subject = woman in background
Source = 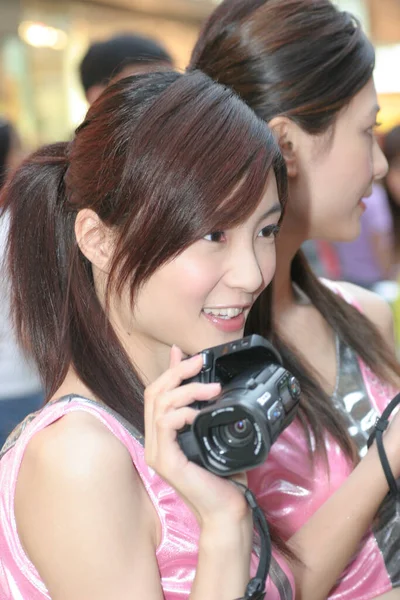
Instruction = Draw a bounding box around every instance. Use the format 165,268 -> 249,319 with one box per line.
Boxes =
190,1 -> 400,598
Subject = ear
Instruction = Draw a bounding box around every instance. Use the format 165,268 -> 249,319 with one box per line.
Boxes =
75,209 -> 114,273
268,116 -> 299,178
85,84 -> 105,106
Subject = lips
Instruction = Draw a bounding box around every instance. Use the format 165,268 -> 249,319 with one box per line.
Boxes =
202,308 -> 247,333
203,307 -> 244,319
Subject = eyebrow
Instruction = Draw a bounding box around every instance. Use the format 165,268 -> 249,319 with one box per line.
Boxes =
258,203 -> 282,221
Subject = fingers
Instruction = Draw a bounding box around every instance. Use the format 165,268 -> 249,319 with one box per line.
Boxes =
146,352 -> 204,399
169,345 -> 183,369
157,382 -> 221,412
144,347 -> 220,464
146,407 -> 197,470
155,407 -> 198,449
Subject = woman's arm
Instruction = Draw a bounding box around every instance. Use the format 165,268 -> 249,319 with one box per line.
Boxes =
15,412 -> 165,600
288,440 -> 397,600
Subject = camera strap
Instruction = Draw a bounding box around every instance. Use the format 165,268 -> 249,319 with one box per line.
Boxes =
233,482 -> 271,600
367,392 -> 400,497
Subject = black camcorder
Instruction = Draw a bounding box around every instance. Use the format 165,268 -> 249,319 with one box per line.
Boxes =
177,334 -> 300,476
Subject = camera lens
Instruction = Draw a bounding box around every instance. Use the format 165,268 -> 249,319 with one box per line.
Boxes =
217,419 -> 255,448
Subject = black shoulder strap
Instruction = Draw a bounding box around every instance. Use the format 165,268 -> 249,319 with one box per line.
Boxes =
367,392 -> 400,497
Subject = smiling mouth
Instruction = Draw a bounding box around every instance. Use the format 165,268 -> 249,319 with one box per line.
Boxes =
202,307 -> 245,320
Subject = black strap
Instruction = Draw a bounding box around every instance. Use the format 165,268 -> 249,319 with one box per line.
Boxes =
233,483 -> 271,600
367,392 -> 400,497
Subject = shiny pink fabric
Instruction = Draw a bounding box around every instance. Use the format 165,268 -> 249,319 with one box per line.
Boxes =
0,397 -> 294,599
248,280 -> 397,599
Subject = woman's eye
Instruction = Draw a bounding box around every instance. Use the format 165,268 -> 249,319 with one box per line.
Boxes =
203,231 -> 226,242
367,122 -> 382,136
258,225 -> 280,239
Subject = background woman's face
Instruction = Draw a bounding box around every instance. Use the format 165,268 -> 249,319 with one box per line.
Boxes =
284,78 -> 388,242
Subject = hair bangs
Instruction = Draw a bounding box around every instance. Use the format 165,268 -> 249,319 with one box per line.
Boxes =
105,71 -> 284,298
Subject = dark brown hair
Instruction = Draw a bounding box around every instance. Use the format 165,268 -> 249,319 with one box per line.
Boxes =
383,125 -> 400,259
189,0 -> 400,460
0,69 -> 287,435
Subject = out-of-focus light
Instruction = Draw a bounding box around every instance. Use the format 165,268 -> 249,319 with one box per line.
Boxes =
18,21 -> 68,50
375,45 -> 400,94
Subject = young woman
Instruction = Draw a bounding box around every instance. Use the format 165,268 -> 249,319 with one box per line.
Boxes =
189,1 -> 400,598
0,70 -> 293,599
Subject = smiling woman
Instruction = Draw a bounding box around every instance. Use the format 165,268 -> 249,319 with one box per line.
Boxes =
0,70 -> 291,600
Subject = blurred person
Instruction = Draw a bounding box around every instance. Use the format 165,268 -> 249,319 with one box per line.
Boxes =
383,125 -> 400,274
381,125 -> 400,351
330,183 -> 394,289
0,120 -> 43,449
79,33 -> 173,105
190,1 -> 400,598
0,71 -> 295,600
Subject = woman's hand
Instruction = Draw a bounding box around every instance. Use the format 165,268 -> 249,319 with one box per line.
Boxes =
144,345 -> 250,528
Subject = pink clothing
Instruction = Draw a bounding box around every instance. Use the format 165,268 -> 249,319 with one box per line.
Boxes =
248,280 -> 399,599
0,396 -> 294,600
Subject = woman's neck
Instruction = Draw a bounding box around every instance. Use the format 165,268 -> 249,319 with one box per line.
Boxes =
273,219 -> 307,315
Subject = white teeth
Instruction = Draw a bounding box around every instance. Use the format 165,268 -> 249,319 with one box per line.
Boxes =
203,307 -> 243,319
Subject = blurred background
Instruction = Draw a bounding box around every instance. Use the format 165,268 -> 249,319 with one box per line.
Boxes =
0,0 -> 216,146
0,0 -> 398,147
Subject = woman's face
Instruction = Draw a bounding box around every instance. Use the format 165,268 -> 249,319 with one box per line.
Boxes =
111,174 -> 281,372
286,78 -> 388,242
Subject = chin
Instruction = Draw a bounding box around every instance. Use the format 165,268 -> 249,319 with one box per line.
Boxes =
322,219 -> 362,243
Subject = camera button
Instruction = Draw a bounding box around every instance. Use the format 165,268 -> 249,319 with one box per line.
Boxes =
201,351 -> 213,370
267,402 -> 284,423
289,376 -> 301,397
247,378 -> 258,390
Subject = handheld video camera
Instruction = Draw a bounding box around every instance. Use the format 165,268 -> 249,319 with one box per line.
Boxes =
177,334 -> 301,476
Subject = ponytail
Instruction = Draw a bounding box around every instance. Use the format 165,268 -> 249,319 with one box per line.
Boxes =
2,143 -> 72,390
1,142 -> 145,431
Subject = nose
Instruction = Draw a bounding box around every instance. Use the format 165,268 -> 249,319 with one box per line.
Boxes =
225,243 -> 266,294
373,137 -> 389,181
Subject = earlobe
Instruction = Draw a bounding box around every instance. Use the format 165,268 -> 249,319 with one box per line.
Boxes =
268,116 -> 299,178
75,209 -> 113,272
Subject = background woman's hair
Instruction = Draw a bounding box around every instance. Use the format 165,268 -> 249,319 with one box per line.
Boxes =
190,0 -> 400,462
0,69 -> 287,437
383,125 -> 400,259
0,121 -> 12,189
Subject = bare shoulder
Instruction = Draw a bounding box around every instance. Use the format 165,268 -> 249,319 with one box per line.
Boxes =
15,411 -> 162,599
338,281 -> 395,349
15,410 -> 144,546
17,410 -> 136,491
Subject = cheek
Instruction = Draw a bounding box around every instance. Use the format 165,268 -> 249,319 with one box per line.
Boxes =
159,254 -> 223,309
258,245 -> 276,286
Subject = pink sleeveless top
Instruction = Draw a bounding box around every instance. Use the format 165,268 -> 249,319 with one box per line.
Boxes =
0,395 -> 295,600
248,280 -> 400,599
